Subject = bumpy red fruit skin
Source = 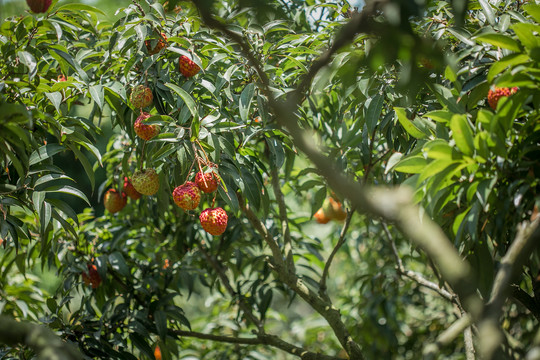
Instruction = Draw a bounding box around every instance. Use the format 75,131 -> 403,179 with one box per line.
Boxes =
314,208 -> 331,224
195,171 -> 219,193
173,182 -> 201,210
130,85 -> 153,109
199,207 -> 228,236
134,112 -> 160,140
26,0 -> 52,13
131,169 -> 160,196
82,264 -> 102,289
145,33 -> 168,55
487,86 -> 518,110
123,177 -> 141,200
104,189 -> 127,213
179,55 -> 201,77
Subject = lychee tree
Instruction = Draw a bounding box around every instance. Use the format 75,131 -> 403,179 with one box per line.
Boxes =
1,0 -> 539,359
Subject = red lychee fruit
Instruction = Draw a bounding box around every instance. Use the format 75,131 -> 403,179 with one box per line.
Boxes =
195,171 -> 219,193
82,263 -> 102,289
131,169 -> 160,196
487,86 -> 518,110
172,182 -> 201,210
179,55 -> 201,78
123,177 -> 141,200
134,112 -> 160,141
103,189 -> 127,213
26,0 -> 52,13
145,33 -> 168,55
199,207 -> 228,236
57,75 -> 67,82
322,198 -> 346,221
130,85 -> 153,109
314,208 -> 331,224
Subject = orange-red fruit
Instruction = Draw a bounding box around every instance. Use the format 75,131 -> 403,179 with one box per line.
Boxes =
130,85 -> 153,109
195,171 -> 219,193
154,345 -> 162,360
173,182 -> 201,210
104,189 -> 127,213
314,208 -> 331,224
26,0 -> 52,13
322,198 -> 346,221
131,169 -> 160,196
123,177 -> 141,200
179,55 -> 201,77
57,75 -> 67,82
145,33 -> 168,55
134,112 -> 160,140
487,86 -> 518,110
82,263 -> 102,289
199,207 -> 228,236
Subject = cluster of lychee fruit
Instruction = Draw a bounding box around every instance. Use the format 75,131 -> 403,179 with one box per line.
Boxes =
314,197 -> 346,224
81,263 -> 102,289
173,171 -> 228,236
487,86 -> 518,110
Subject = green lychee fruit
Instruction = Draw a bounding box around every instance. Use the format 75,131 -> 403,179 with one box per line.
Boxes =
131,169 -> 159,196
103,189 -> 127,213
130,85 -> 153,109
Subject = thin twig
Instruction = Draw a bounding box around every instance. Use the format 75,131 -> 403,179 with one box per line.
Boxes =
197,243 -> 264,331
319,209 -> 354,299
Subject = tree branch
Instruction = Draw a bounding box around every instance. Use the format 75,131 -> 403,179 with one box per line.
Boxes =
0,315 -> 83,360
172,329 -> 341,360
423,314 -> 473,359
197,243 -> 264,331
270,166 -> 295,273
319,208 -> 354,300
479,219 -> 540,359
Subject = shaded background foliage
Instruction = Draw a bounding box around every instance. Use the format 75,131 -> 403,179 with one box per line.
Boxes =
0,0 -> 539,359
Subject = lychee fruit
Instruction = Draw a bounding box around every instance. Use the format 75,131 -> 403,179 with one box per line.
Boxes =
199,207 -> 228,236
131,169 -> 160,196
487,86 -> 518,110
103,189 -> 127,213
123,177 -> 141,200
179,55 -> 201,78
134,112 -> 160,140
172,182 -> 201,210
145,33 -> 168,55
82,263 -> 102,289
26,0 -> 52,13
154,346 -> 162,360
322,198 -> 346,221
195,171 -> 219,193
314,208 -> 331,224
57,74 -> 67,82
130,85 -> 153,109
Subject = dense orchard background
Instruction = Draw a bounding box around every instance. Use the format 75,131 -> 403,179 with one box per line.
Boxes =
1,0 -> 539,359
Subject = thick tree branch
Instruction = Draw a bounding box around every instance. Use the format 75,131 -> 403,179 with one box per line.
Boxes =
172,329 -> 340,360
319,209 -> 354,300
0,315 -> 83,360
479,219 -> 540,359
270,166 -> 295,273
423,314 -> 473,359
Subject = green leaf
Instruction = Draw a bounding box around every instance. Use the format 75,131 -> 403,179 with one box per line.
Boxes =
478,0 -> 495,25
474,33 -> 520,52
89,85 -> 104,110
68,145 -> 95,192
56,3 -> 106,15
17,51 -> 37,80
240,167 -> 261,212
266,137 -> 285,169
165,83 -> 198,121
423,110 -> 453,123
239,83 -> 255,122
512,23 -> 540,50
49,48 -> 89,83
43,185 -> 90,206
394,156 -> 429,174
524,4 -> 540,23
29,144 -> 65,166
418,159 -> 458,183
130,333 -> 154,359
108,252 -> 130,278
34,174 -> 73,189
45,92 -> 63,113
395,108 -> 427,139
154,310 -> 168,339
366,94 -> 384,133
450,115 -> 474,156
